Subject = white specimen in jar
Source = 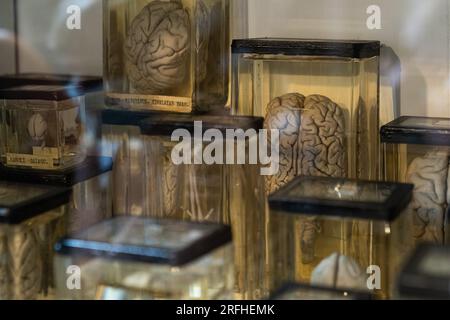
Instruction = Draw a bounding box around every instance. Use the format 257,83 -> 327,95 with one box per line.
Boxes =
407,150 -> 449,243
125,1 -> 191,92
311,253 -> 366,290
28,113 -> 48,145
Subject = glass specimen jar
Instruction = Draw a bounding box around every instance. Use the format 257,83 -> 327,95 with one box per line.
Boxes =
397,244 -> 450,300
232,38 -> 381,181
0,85 -> 87,170
54,217 -> 233,300
270,283 -> 372,300
0,156 -> 113,234
268,175 -> 414,299
101,109 -> 159,216
0,73 -> 103,155
139,113 -> 266,299
381,116 -> 450,246
103,0 -> 230,113
0,181 -> 71,300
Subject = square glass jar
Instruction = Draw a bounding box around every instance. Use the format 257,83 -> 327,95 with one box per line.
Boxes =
232,38 -> 381,181
139,113 -> 267,299
397,244 -> 450,300
268,176 -> 414,299
0,85 -> 87,170
0,74 -> 103,156
54,217 -> 233,300
0,157 -> 113,234
103,0 -> 230,113
381,116 -> 450,245
0,181 -> 71,300
270,283 -> 372,300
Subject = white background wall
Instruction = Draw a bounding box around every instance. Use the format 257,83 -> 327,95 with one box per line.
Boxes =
0,0 -> 449,117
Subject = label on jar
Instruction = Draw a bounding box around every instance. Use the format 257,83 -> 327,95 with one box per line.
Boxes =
32,146 -> 60,158
6,153 -> 55,169
106,93 -> 192,113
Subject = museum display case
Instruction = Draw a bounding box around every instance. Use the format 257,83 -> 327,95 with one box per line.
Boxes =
54,217 -> 233,299
268,175 -> 414,299
103,0 -> 230,113
381,116 -> 450,245
0,181 -> 71,299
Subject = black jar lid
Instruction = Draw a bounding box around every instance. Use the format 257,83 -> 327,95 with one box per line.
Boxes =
268,176 -> 413,222
101,109 -> 164,127
0,181 -> 71,224
270,283 -> 372,300
381,116 -> 450,146
55,217 -> 232,267
397,244 -> 450,299
0,84 -> 84,101
139,113 -> 264,136
232,38 -> 381,59
0,73 -> 102,93
0,156 -> 113,187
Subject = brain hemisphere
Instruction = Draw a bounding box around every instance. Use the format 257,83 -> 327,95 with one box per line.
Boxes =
300,95 -> 346,178
264,93 -> 305,194
125,1 -> 191,92
407,150 -> 449,242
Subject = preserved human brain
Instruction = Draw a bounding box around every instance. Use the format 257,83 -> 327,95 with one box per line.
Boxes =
264,93 -> 345,194
264,93 -> 305,194
125,1 -> 191,92
299,95 -> 346,178
265,93 -> 346,265
311,253 -> 366,290
407,150 -> 449,243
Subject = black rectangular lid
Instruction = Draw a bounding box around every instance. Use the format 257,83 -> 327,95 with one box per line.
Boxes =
270,283 -> 372,300
139,113 -> 264,136
0,157 -> 113,187
55,217 -> 232,266
381,116 -> 450,146
0,181 -> 71,224
0,73 -> 103,92
397,244 -> 450,299
268,176 -> 413,221
101,109 -> 165,126
0,84 -> 84,101
232,38 -> 381,58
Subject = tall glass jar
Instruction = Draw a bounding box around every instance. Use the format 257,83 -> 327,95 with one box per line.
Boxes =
381,116 -> 450,245
268,175 -> 413,299
103,0 -> 230,113
139,113 -> 267,299
0,181 -> 71,300
232,38 -> 381,181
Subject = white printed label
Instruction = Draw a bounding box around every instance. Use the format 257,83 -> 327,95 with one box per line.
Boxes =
106,93 -> 192,113
6,153 -> 55,169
